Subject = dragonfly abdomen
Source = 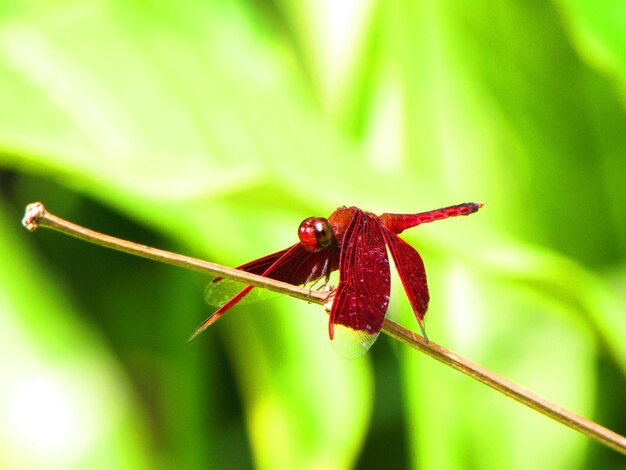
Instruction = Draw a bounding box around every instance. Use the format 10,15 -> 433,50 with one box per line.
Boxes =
379,202 -> 482,234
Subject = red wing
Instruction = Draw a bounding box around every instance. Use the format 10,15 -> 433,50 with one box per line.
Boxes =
228,247 -> 292,276
329,210 -> 390,358
192,243 -> 337,340
213,244 -> 339,286
210,247 -> 290,284
258,244 -> 339,286
380,226 -> 430,338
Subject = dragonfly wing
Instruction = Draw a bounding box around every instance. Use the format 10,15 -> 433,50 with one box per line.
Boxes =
210,246 -> 293,284
380,226 -> 430,338
205,245 -> 297,307
206,242 -> 336,306
212,243 -> 338,286
196,243 -> 337,340
190,284 -> 256,340
258,244 -> 338,286
330,210 -> 391,358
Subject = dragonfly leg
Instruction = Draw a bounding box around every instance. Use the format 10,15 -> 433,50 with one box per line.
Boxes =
307,276 -> 324,291
323,287 -> 336,313
303,256 -> 332,301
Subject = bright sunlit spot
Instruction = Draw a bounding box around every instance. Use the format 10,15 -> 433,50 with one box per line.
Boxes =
5,371 -> 93,465
446,263 -> 481,349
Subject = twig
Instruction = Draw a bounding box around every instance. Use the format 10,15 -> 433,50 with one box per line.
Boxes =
22,202 -> 314,303
21,202 -> 626,456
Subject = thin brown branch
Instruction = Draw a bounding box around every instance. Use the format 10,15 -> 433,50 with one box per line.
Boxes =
22,202 -> 315,303
22,202 -> 626,456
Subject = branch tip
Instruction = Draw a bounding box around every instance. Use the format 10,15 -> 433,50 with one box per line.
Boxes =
22,202 -> 46,231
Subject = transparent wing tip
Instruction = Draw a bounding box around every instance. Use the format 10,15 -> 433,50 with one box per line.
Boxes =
331,324 -> 379,359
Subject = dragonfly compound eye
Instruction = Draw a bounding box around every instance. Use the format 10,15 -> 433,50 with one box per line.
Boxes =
298,217 -> 334,252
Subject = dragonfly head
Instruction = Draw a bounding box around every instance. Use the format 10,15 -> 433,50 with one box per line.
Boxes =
298,217 -> 334,252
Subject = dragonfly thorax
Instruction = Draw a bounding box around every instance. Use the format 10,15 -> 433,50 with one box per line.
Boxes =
298,217 -> 334,252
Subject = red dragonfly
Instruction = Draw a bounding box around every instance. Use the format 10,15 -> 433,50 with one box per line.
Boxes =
192,202 -> 483,357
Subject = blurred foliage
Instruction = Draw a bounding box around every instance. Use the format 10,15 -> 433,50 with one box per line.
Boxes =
0,0 -> 625,469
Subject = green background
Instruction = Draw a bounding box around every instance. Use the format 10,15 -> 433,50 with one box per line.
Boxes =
1,1 -> 625,468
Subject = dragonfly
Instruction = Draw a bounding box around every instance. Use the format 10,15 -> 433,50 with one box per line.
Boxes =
192,202 -> 483,358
